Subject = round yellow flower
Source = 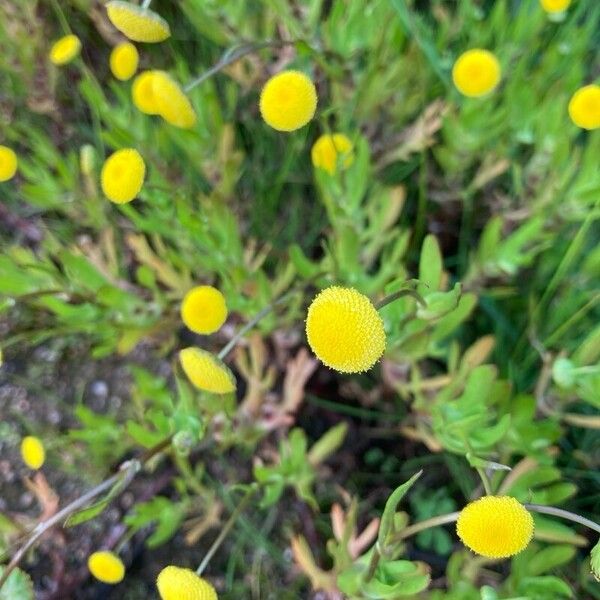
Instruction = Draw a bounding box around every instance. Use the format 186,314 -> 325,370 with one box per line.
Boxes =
20,436 -> 45,470
49,34 -> 81,66
157,566 -> 217,600
101,148 -> 145,204
452,49 -> 501,98
110,41 -> 139,81
305,286 -> 386,373
179,348 -> 236,394
88,551 -> 125,584
259,70 -> 317,132
539,0 -> 571,12
568,84 -> 600,130
132,70 -> 161,114
311,133 -> 354,175
152,72 -> 197,129
456,496 -> 534,559
0,145 -> 18,182
181,286 -> 227,335
106,1 -> 170,43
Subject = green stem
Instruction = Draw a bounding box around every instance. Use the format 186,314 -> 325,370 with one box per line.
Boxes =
376,287 -> 426,310
196,486 -> 257,576
476,467 -> 493,496
390,512 -> 461,544
363,545 -> 381,582
525,504 -> 600,534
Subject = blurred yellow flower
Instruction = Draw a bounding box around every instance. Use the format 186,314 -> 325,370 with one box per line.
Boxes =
157,566 -> 217,600
179,348 -> 236,394
306,286 -> 386,373
49,34 -> 81,66
106,1 -> 170,43
181,286 -> 228,335
110,42 -> 139,81
452,49 -> 501,98
101,148 -> 145,204
20,436 -> 45,469
568,84 -> 600,130
539,0 -> 571,12
0,145 -> 18,182
132,70 -> 161,114
152,72 -> 197,129
311,133 -> 354,175
259,70 -> 317,132
456,496 -> 534,559
88,551 -> 125,584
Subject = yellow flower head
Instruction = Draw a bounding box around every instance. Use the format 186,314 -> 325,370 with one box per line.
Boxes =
106,1 -> 170,43
0,145 -> 18,182
311,133 -> 354,175
456,496 -> 534,559
132,70 -> 161,114
259,70 -> 317,132
157,566 -> 218,600
20,436 -> 45,469
452,49 -> 501,98
568,84 -> 600,130
88,551 -> 125,584
110,42 -> 139,81
101,148 -> 145,204
539,0 -> 571,13
181,286 -> 228,335
152,72 -> 197,129
305,286 -> 386,373
49,34 -> 81,66
179,348 -> 236,394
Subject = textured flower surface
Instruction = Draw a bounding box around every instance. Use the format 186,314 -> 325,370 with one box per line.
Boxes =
452,49 -> 501,97
179,348 -> 236,394
110,42 -> 139,81
540,0 -> 571,12
20,436 -> 45,469
568,84 -> 600,130
181,286 -> 228,334
157,566 -> 218,600
259,70 -> 317,131
49,34 -> 81,66
0,145 -> 18,182
87,551 -> 125,584
101,148 -> 145,204
456,496 -> 534,558
306,286 -> 386,373
106,1 -> 170,43
311,133 -> 354,175
152,72 -> 197,129
132,70 -> 161,114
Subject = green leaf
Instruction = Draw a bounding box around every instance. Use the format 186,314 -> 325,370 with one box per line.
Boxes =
378,471 -> 422,549
419,234 -> 443,292
0,567 -> 34,600
590,539 -> 600,581
417,283 -> 461,320
527,545 -> 576,576
517,575 -> 573,598
308,422 -> 348,465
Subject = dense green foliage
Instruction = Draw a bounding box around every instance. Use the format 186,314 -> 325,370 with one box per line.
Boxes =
0,0 -> 599,598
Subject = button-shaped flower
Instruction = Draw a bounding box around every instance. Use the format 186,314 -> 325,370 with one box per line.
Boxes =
456,496 -> 534,559
311,133 -> 354,175
540,0 -> 571,13
132,70 -> 161,114
568,84 -> 600,130
306,286 -> 386,373
157,566 -> 217,600
179,348 -> 236,394
452,49 -> 501,98
106,1 -> 170,43
110,42 -> 139,81
101,148 -> 145,204
181,286 -> 228,335
20,436 -> 45,469
152,72 -> 197,129
259,70 -> 317,132
0,145 -> 18,182
87,551 -> 125,584
49,34 -> 81,66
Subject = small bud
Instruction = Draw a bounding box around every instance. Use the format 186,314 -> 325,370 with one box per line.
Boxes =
173,430 -> 195,457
